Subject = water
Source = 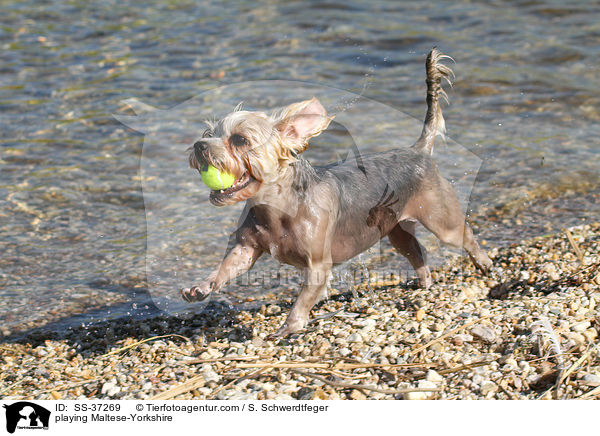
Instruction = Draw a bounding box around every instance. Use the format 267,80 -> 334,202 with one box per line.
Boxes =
1,0 -> 598,336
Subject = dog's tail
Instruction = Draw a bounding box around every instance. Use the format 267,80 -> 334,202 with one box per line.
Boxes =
412,47 -> 454,155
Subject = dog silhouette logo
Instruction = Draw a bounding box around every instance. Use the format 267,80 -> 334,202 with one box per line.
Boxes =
3,402 -> 50,434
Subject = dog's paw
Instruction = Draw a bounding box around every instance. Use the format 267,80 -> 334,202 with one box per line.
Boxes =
266,319 -> 305,340
418,275 -> 433,290
180,282 -> 214,302
473,255 -> 493,275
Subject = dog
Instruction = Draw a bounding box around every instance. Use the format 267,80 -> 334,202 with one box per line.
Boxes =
182,48 -> 492,338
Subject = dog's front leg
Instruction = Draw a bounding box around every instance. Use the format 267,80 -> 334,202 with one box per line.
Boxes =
268,263 -> 331,339
181,243 -> 263,302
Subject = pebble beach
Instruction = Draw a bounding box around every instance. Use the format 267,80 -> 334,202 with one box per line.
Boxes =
1,223 -> 599,401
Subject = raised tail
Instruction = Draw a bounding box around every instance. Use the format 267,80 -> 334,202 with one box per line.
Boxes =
412,47 -> 454,155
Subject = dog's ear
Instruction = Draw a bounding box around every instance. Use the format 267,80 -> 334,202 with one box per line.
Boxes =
275,98 -> 333,153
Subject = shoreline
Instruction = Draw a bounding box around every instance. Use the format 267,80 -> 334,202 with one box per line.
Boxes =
1,223 -> 598,400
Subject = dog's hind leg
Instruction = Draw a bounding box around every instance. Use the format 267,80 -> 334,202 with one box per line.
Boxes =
388,221 -> 432,289
416,178 -> 492,274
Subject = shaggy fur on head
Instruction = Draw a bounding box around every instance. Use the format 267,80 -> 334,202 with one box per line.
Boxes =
189,98 -> 333,185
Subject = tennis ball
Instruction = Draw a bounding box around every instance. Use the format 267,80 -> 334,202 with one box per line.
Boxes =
200,164 -> 236,190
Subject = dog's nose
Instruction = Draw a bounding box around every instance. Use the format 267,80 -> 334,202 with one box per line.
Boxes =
194,141 -> 208,152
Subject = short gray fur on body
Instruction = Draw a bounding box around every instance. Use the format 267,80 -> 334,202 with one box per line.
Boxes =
182,48 -> 492,338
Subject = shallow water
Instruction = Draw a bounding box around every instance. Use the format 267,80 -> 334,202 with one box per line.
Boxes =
1,0 -> 598,336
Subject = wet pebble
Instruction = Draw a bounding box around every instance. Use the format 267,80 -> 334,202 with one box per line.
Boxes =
480,381 -> 497,396
101,382 -> 121,397
471,325 -> 497,344
347,333 -> 363,343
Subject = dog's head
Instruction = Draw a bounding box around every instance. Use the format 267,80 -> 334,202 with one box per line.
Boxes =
189,98 -> 332,206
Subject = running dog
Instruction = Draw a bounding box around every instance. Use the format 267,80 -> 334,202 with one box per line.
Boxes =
182,48 -> 492,338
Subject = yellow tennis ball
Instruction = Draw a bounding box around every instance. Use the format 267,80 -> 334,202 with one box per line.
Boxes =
200,164 -> 236,190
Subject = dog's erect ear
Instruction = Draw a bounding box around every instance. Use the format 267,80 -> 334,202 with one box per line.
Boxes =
275,98 -> 333,149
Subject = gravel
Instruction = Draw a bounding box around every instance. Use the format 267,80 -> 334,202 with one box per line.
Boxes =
0,223 -> 598,400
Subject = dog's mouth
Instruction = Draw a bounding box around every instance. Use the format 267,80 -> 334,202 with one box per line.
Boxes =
208,171 -> 257,205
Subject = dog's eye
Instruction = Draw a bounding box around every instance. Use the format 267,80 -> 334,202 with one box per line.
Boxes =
230,134 -> 249,147
202,129 -> 213,138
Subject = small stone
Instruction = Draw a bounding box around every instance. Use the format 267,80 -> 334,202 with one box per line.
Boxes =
583,328 -> 598,342
519,270 -> 530,281
464,285 -> 483,300
295,387 -> 315,400
450,335 -> 463,346
430,342 -> 444,353
278,381 -> 295,394
381,346 -> 394,357
566,331 -> 585,346
450,333 -> 473,346
542,263 -> 560,281
582,374 -> 600,386
403,391 -> 427,400
431,322 -> 444,332
201,364 -> 221,383
313,388 -> 329,400
513,377 -> 522,390
415,309 -> 425,322
404,380 -> 436,400
458,333 -> 473,342
349,389 -> 367,400
347,333 -> 363,343
414,298 -> 426,308
338,347 -> 351,357
197,387 -> 212,396
471,325 -> 497,343
420,327 -> 432,336
426,370 -> 443,383
266,305 -> 281,315
518,361 -> 531,373
502,357 -> 518,370
572,321 -> 590,333
480,381 -> 497,396
101,382 -> 120,397
472,374 -> 484,385
360,318 -> 377,330
312,339 -> 331,356
506,307 -> 521,319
